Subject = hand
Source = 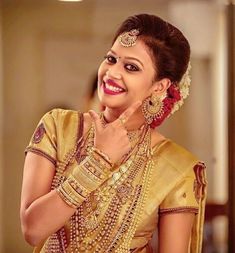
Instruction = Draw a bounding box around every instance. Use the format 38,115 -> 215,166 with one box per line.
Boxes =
88,101 -> 142,164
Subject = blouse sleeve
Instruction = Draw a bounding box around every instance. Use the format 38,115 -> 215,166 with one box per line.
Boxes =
159,162 -> 207,253
159,162 -> 206,215
25,109 -> 58,165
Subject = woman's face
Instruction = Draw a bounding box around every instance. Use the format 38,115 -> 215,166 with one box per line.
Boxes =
97,38 -> 157,111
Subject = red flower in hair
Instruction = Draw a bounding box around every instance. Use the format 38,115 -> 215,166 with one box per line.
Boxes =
150,84 -> 181,128
168,84 -> 181,101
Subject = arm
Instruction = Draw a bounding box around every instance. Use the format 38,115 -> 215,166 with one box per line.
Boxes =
20,147 -> 112,246
21,104 -> 141,246
20,152 -> 76,247
158,213 -> 195,253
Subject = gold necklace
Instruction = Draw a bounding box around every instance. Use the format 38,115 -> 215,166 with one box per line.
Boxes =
68,122 -> 152,252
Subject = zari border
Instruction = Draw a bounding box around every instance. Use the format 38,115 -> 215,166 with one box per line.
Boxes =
77,112 -> 84,142
25,147 -> 57,165
159,206 -> 199,215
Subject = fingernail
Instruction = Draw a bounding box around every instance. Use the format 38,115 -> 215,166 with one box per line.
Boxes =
88,110 -> 94,117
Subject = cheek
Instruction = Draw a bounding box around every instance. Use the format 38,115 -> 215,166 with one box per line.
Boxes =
134,76 -> 153,95
97,61 -> 107,82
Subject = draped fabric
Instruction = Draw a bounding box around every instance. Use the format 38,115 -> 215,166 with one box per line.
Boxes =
25,109 -> 207,253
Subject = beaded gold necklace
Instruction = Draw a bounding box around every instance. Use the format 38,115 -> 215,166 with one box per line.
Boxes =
44,113 -> 155,253
67,121 -> 154,252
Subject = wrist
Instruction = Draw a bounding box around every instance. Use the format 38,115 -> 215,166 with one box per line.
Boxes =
90,146 -> 114,168
57,148 -> 112,208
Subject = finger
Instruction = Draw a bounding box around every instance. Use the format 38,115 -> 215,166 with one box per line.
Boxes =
118,101 -> 142,125
88,110 -> 103,132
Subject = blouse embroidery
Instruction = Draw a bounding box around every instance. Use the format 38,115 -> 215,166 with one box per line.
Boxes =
33,122 -> 46,144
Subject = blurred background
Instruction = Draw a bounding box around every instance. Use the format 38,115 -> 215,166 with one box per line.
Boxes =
0,0 -> 234,252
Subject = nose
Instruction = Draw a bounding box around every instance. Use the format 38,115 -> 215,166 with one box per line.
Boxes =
106,64 -> 122,79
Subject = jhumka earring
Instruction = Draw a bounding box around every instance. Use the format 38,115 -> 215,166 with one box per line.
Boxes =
118,29 -> 140,47
142,93 -> 165,125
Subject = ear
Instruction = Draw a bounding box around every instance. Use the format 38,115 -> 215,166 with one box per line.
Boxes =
152,78 -> 171,95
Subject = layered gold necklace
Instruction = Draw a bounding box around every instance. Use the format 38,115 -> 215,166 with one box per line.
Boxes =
66,113 -> 154,253
45,113 -> 154,253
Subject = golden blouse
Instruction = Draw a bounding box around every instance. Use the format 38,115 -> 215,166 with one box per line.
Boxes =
25,109 -> 207,253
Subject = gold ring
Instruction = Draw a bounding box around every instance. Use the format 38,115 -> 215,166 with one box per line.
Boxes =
119,117 -> 126,125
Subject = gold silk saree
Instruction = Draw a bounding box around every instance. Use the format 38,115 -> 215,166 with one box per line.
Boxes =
25,109 -> 207,253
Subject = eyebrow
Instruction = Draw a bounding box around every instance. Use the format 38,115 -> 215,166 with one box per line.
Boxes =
110,49 -> 144,68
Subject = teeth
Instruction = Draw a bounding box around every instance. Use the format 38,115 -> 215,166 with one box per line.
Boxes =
105,83 -> 124,92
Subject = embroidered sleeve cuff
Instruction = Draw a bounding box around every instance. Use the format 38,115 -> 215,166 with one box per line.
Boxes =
25,146 -> 57,166
159,206 -> 199,215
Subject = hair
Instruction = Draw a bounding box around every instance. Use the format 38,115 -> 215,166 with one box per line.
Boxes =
112,14 -> 190,83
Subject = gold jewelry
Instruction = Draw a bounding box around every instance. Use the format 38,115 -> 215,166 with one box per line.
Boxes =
119,116 -> 127,125
142,93 -> 165,125
57,180 -> 85,208
118,29 -> 140,47
57,148 -> 112,208
69,124 -> 152,253
46,114 -> 155,253
91,147 -> 114,167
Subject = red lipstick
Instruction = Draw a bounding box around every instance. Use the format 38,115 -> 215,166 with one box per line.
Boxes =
102,79 -> 126,95
106,79 -> 124,90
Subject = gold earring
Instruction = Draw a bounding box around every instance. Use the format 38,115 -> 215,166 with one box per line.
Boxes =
142,93 -> 165,124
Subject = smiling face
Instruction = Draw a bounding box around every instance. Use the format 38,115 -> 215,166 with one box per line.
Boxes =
97,38 -> 157,111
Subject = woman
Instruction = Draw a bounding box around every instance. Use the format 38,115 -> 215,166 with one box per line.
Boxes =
20,14 -> 207,253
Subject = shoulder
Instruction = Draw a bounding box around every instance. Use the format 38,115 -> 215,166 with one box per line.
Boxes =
151,140 -> 206,209
41,108 -> 94,137
40,108 -> 83,141
152,139 -> 202,178
42,108 -> 81,123
41,108 -> 81,128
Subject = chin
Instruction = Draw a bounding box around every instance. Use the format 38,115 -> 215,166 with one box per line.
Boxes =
100,99 -> 127,111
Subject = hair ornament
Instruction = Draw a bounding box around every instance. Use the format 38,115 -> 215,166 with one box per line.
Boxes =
170,62 -> 191,115
118,29 -> 140,47
146,62 -> 191,128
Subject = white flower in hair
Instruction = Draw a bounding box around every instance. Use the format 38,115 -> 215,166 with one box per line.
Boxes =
170,62 -> 191,115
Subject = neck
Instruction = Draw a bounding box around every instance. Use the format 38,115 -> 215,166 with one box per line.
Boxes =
103,107 -> 146,131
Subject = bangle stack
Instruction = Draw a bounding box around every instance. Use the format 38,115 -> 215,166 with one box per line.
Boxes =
57,147 -> 112,208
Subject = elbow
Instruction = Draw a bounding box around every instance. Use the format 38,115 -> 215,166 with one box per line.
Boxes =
20,211 -> 44,247
22,228 -> 41,247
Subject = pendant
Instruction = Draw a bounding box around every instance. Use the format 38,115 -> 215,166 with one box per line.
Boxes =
84,212 -> 99,231
116,183 -> 134,204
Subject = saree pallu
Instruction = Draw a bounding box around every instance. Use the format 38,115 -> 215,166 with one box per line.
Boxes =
25,109 -> 207,253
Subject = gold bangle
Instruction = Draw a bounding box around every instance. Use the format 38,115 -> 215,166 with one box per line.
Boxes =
57,152 -> 112,208
56,187 -> 79,209
67,175 -> 89,197
91,147 -> 114,167
87,155 -> 110,176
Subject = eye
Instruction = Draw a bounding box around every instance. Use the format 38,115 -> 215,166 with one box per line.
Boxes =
104,55 -> 117,64
125,63 -> 139,72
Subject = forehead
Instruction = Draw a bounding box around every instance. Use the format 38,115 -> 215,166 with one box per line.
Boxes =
111,38 -> 154,65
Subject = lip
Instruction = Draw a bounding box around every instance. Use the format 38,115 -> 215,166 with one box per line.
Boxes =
102,82 -> 125,95
106,79 -> 125,90
101,78 -> 126,95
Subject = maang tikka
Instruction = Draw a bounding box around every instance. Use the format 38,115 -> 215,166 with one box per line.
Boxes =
118,29 -> 140,47
142,93 -> 165,125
